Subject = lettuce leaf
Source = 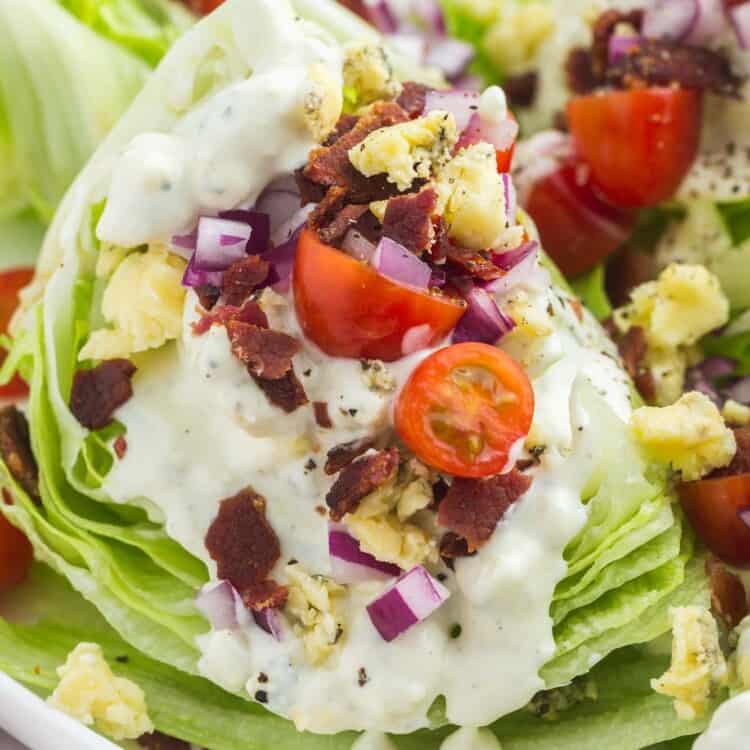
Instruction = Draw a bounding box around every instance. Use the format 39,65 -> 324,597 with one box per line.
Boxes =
570,265 -> 612,322
716,198 -> 750,247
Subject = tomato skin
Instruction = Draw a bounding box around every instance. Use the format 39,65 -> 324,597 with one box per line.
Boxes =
0,504 -> 32,593
183,0 -> 224,13
567,87 -> 702,209
395,342 -> 534,478
525,163 -> 636,278
0,268 -> 34,401
496,144 -> 515,173
679,474 -> 750,568
293,229 -> 465,361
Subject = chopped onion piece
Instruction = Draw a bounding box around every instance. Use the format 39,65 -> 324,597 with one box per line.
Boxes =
492,241 -> 538,272
219,210 -> 271,253
425,38 -> 475,80
402,323 -> 435,355
642,0 -> 698,41
194,217 -> 252,271
486,242 -> 542,297
329,525 -> 401,583
429,268 -> 447,288
252,608 -> 284,641
424,90 -> 479,132
686,0 -> 727,43
371,237 -> 432,288
738,507 -> 750,530
196,581 -> 241,630
457,111 -> 518,154
342,229 -> 377,261
255,177 -> 302,239
367,565 -> 450,642
453,287 -> 515,344
411,0 -> 446,34
608,33 -> 640,64
182,254 -> 224,289
365,0 -> 399,32
730,1 -> 750,48
389,33 -> 428,65
171,232 -> 197,259
272,203 -> 315,247
502,173 -> 517,223
263,226 -> 301,293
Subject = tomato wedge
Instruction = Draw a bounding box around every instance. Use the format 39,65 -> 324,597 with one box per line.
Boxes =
679,474 -> 750,568
525,163 -> 635,278
395,342 -> 534,477
567,87 -> 702,209
0,495 -> 32,592
0,268 -> 34,401
183,0 -> 224,13
293,229 -> 465,361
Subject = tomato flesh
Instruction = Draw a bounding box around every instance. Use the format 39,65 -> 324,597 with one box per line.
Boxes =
567,87 -> 702,209
525,163 -> 635,278
496,143 -> 515,173
395,342 -> 534,477
679,474 -> 750,568
0,268 -> 33,401
183,0 -> 224,13
0,498 -> 32,592
293,229 -> 465,361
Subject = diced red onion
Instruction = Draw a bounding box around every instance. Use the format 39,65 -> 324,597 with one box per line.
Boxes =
367,565 -> 450,642
453,287 -> 515,344
699,356 -> 737,380
171,232 -> 197,259
425,38 -> 475,80
263,228 -> 300,294
730,1 -> 750,48
685,0 -> 727,43
252,608 -> 284,641
424,90 -> 479,132
342,230 -> 377,262
256,175 -> 302,237
738,507 -> 750,530
608,33 -> 641,64
452,73 -> 484,91
365,0 -> 399,32
502,173 -> 517,223
218,210 -> 271,254
272,204 -> 315,247
329,524 -> 401,583
411,0 -> 446,34
512,131 -> 573,206
182,253 -> 224,289
486,241 -> 541,297
402,323 -> 435,355
372,237 -> 432,289
727,376 -> 750,404
196,581 -> 240,630
456,111 -> 518,154
194,217 -> 252,271
642,0 -> 698,41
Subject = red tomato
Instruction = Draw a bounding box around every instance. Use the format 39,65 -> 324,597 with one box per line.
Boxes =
0,268 -> 34,401
0,500 -> 32,592
183,0 -> 224,14
525,163 -> 636,278
496,143 -> 516,173
679,474 -> 750,568
567,87 -> 702,209
293,229 -> 465,361
395,343 -> 534,477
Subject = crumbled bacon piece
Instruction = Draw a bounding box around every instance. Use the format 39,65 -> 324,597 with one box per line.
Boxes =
396,82 -> 430,118
616,326 -> 656,404
195,284 -> 221,311
226,322 -> 299,380
565,47 -> 598,95
503,71 -> 539,108
326,447 -> 399,521
70,359 -> 136,431
253,370 -> 308,413
324,437 -> 377,475
113,435 -> 128,460
318,204 -> 370,246
138,732 -> 190,750
439,532 -> 472,563
382,187 -> 438,255
323,114 -> 359,147
0,406 -> 39,502
445,244 -> 503,281
192,299 -> 268,336
314,402 -> 333,429
205,488 -> 281,593
706,556 -> 748,629
221,255 -> 270,308
438,470 -> 532,552
241,580 -> 289,612
711,427 -> 750,478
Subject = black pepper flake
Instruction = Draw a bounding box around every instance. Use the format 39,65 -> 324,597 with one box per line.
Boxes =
348,408 -> 358,417
255,690 -> 269,704
450,624 -> 462,639
334,625 -> 344,644
303,369 -> 312,377
305,458 -> 317,472
115,655 -> 129,664
436,573 -> 448,582
358,667 -> 369,687
258,672 -> 269,684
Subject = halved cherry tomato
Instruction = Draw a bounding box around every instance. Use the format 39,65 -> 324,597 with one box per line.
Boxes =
0,494 -> 32,592
293,229 -> 465,361
567,87 -> 702,209
525,163 -> 636,277
183,0 -> 224,14
496,143 -> 516,174
679,474 -> 750,568
395,342 -> 534,477
0,268 -> 34,401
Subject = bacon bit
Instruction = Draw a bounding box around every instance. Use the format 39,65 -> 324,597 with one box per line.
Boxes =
325,437 -> 377,475
503,71 -> 539,108
569,298 -> 584,323
382,187 -> 438,255
113,435 -> 128,460
205,488 -> 281,593
253,370 -> 308,413
323,114 -> 360,147
195,284 -> 221,311
706,556 -> 748,629
565,47 -> 598,95
192,299 -> 269,336
711,428 -> 750,478
241,580 -> 289,612
438,470 -> 532,552
70,359 -> 136,431
314,402 -> 333,429
439,532 -> 473,563
221,255 -> 270,308
318,204 -> 370,245
137,732 -> 190,750
444,244 -> 503,282
226,322 -> 299,380
396,82 -> 430,118
326,447 -> 399,521
616,326 -> 656,404
0,406 -> 39,503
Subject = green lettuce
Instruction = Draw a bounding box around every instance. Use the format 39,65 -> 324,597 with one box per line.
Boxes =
570,265 -> 612,322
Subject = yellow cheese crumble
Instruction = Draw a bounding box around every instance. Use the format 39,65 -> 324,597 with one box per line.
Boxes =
48,643 -> 153,741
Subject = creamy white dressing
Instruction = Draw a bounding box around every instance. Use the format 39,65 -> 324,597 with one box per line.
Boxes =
439,727 -> 502,750
693,692 -> 750,750
103,270 -> 631,733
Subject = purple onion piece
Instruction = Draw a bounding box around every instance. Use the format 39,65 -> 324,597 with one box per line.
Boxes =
402,323 -> 435,356
262,226 -> 302,293
699,356 -> 737,380
411,0 -> 446,34
738,507 -> 750,530
453,287 -> 515,345
342,229 -> 377,262
218,210 -> 271,254
423,89 -> 479,132
642,0 -> 698,41
196,581 -> 239,630
485,242 -> 541,298
456,111 -> 518,154
608,33 -> 641,65
425,38 -> 475,80
194,217 -> 252,271
492,241 -> 539,272
502,172 -> 517,224
182,253 -> 224,289
329,525 -> 401,583
371,237 -> 432,289
730,1 -> 750,48
686,0 -> 728,44
429,268 -> 447,288
253,608 -> 284,641
366,0 -> 399,32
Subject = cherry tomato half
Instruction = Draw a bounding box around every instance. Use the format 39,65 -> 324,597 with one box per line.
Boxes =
183,0 -> 224,14
0,497 -> 32,593
0,268 -> 34,401
525,163 -> 636,278
679,474 -> 750,568
395,342 -> 534,477
567,87 -> 702,209
293,229 -> 465,361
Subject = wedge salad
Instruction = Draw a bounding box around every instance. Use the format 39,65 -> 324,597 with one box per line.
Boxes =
1,1 -> 749,749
